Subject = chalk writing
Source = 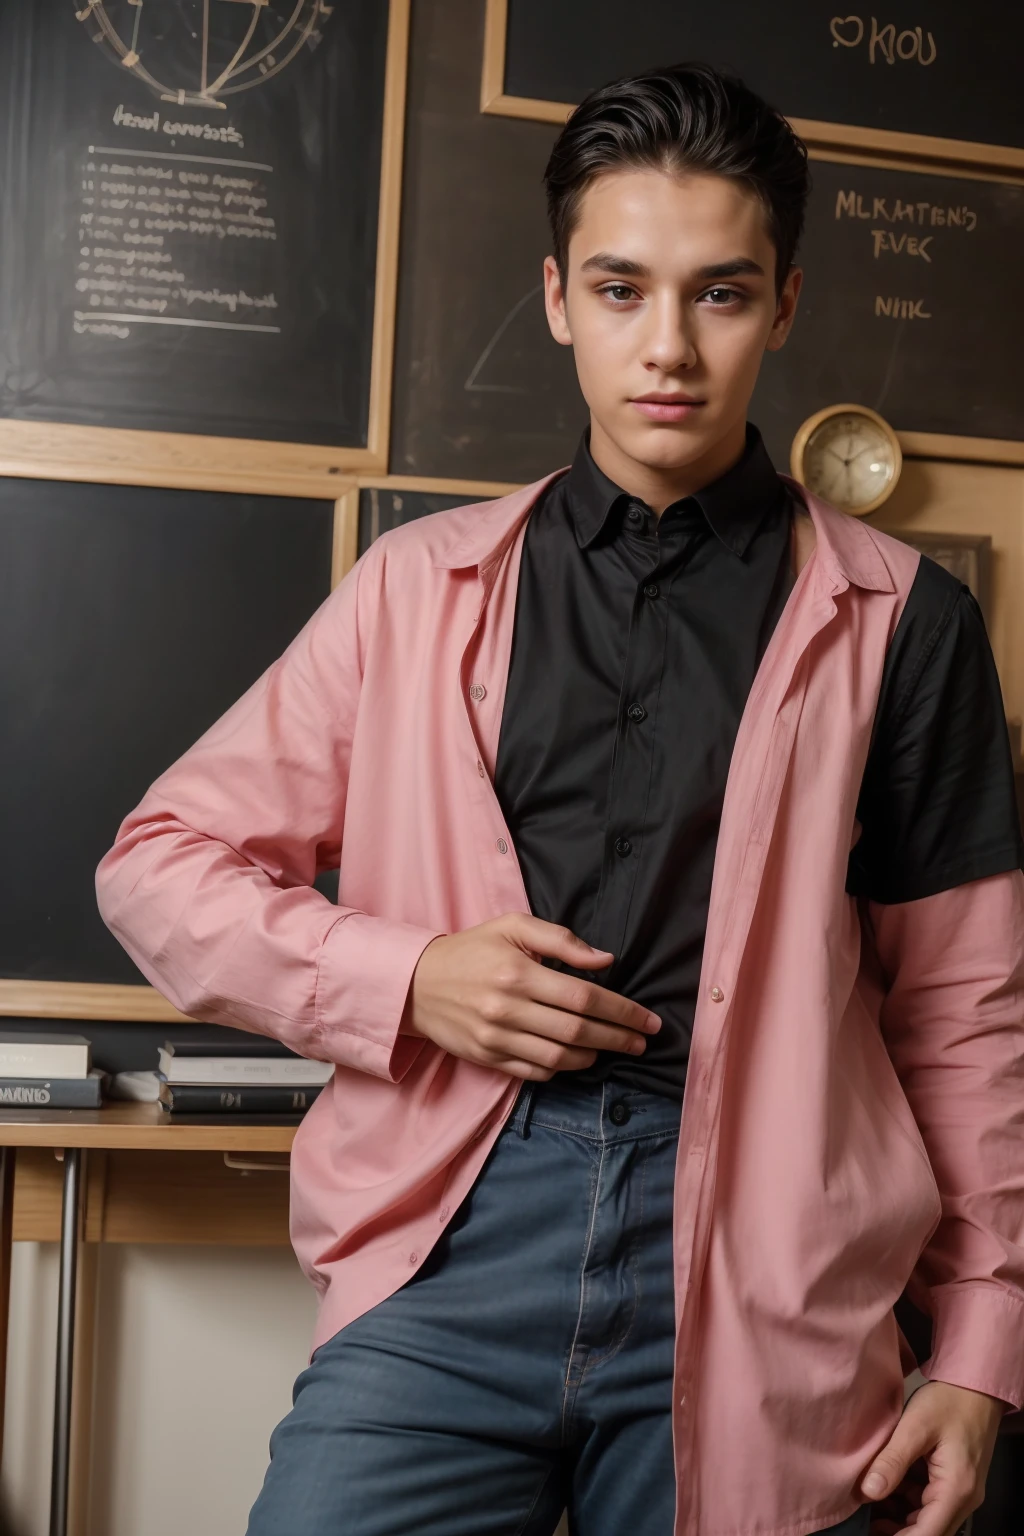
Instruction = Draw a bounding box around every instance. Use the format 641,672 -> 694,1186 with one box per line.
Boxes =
112,102 -> 244,147
830,15 -> 937,65
835,190 -> 977,230
875,296 -> 932,319
73,149 -> 280,338
871,231 -> 932,260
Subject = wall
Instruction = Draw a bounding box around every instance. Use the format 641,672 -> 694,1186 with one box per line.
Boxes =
2,1243 -> 316,1536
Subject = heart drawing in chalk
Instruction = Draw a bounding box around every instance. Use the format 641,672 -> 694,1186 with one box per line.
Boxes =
830,15 -> 865,48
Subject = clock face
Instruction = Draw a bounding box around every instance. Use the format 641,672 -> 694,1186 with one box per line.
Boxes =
801,412 -> 898,513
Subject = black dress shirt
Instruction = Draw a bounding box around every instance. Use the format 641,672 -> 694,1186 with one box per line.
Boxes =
493,422 -> 1023,1102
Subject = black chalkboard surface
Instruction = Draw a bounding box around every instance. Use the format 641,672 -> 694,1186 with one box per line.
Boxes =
0,477 -> 333,986
0,1 -> 389,446
357,487 -> 496,557
503,0 -> 1024,155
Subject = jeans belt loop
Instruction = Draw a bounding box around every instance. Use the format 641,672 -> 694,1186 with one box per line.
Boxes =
515,1080 -> 539,1138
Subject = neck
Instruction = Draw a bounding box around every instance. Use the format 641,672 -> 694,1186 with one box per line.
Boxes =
588,415 -> 748,516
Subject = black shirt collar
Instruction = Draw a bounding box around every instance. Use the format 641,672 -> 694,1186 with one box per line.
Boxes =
565,421 -> 785,558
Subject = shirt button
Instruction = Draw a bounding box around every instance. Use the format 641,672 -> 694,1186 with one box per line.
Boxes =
614,837 -> 632,857
439,1206 -> 450,1222
644,582 -> 660,599
496,838 -> 508,855
627,506 -> 643,524
626,702 -> 647,723
710,986 -> 725,1003
476,759 -> 486,778
469,683 -> 486,701
609,1100 -> 632,1126
409,1252 -> 419,1264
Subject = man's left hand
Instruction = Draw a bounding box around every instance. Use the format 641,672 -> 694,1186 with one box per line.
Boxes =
859,1380 -> 1004,1535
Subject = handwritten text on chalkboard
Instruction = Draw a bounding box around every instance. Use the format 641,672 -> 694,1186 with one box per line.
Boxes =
75,128 -> 280,342
835,183 -> 978,325
829,15 -> 937,65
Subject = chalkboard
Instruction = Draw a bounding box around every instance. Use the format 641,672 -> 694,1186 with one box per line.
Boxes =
0,477 -> 333,987
357,487 -> 495,557
501,0 -> 1024,158
0,1 -> 391,447
391,0 -> 584,482
750,161 -> 1024,462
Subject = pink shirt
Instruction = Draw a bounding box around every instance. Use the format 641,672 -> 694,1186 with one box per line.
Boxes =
96,472 -> 1024,1536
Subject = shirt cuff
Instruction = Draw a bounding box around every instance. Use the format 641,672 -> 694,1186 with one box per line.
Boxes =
922,1284 -> 1024,1412
314,912 -> 445,1081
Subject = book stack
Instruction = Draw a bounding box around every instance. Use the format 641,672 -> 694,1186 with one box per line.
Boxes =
158,1037 -> 332,1115
0,1031 -> 105,1108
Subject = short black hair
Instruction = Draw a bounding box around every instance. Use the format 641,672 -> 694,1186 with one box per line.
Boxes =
544,61 -> 810,297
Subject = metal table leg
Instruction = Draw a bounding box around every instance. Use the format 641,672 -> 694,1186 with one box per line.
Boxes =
50,1148 -> 82,1536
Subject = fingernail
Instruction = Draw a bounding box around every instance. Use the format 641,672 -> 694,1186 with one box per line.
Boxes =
646,1015 -> 662,1032
862,1474 -> 885,1498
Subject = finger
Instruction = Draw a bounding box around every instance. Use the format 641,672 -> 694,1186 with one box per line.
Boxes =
478,1019 -> 604,1073
502,998 -> 652,1057
888,1459 -> 977,1536
485,1029 -> 598,1076
530,965 -> 661,1035
861,1415 -> 934,1502
504,914 -> 615,969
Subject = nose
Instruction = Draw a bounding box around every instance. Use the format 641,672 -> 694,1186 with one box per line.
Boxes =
642,291 -> 697,373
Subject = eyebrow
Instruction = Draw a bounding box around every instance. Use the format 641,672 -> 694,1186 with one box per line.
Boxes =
577,253 -> 766,280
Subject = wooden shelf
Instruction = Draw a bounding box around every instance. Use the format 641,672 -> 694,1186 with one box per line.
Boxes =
0,1103 -> 299,1151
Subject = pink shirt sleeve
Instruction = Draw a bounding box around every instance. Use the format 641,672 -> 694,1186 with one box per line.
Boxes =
870,869 -> 1024,1411
94,544 -> 444,1081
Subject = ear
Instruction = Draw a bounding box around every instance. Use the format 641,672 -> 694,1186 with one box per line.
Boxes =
543,254 -> 573,347
765,265 -> 803,353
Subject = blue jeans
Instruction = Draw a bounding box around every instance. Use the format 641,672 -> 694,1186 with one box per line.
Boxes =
246,1073 -> 872,1536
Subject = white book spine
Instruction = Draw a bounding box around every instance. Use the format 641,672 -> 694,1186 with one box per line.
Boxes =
158,1053 -> 332,1086
0,1045 -> 90,1080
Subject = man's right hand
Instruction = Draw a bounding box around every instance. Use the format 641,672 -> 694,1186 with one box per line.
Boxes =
406,913 -> 662,1080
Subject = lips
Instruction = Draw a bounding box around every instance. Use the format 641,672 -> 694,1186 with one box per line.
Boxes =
631,397 -> 705,422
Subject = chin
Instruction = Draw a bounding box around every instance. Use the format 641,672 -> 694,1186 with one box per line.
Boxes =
621,425 -> 714,472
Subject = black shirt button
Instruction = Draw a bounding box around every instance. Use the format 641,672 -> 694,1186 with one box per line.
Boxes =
614,837 -> 632,857
609,1100 -> 632,1125
626,702 -> 647,723
643,582 -> 660,599
626,506 -> 643,524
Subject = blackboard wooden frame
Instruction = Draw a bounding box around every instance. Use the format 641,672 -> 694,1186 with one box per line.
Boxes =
478,0 -> 1024,473
0,469 -> 514,1027
334,472 -> 521,570
481,0 -> 1024,177
0,0 -> 411,501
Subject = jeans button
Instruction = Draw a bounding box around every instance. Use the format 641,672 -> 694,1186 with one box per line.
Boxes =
609,1100 -> 631,1126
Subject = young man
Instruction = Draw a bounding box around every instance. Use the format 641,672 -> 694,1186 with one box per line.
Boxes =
96,63 -> 1024,1536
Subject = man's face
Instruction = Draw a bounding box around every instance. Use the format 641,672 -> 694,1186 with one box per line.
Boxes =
543,167 -> 801,482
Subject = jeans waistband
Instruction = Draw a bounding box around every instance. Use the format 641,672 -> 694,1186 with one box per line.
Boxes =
507,1071 -> 683,1144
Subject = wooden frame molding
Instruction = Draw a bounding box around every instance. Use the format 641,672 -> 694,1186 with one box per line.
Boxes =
480,0 -> 1024,177
0,980 -> 193,1024
0,0 -> 411,497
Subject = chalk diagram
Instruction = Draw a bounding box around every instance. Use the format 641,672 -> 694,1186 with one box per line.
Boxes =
73,0 -> 333,108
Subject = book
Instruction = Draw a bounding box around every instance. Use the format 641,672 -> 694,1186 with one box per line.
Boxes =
161,1037 -> 299,1060
157,1047 -> 332,1087
158,1082 -> 323,1115
109,1070 -> 161,1103
0,1069 -> 106,1108
0,1032 -> 90,1080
